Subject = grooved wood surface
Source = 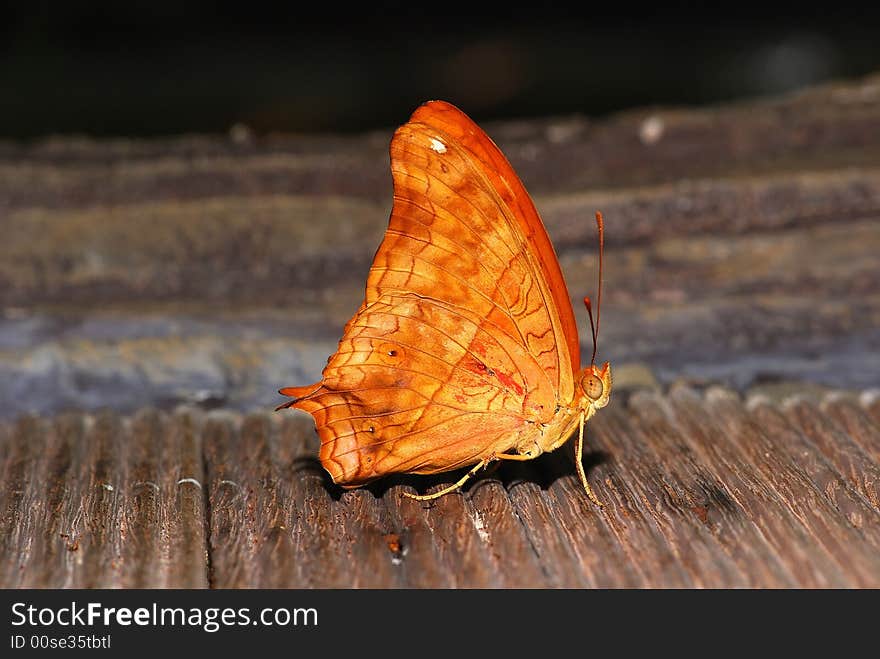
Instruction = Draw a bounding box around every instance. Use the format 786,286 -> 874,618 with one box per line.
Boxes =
2,389 -> 879,588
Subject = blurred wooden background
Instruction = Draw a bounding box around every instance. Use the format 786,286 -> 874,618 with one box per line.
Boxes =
1,74 -> 879,587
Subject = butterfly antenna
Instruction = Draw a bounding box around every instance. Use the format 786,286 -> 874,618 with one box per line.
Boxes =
584,211 -> 605,367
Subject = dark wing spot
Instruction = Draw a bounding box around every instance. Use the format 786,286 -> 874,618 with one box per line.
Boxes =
377,342 -> 404,364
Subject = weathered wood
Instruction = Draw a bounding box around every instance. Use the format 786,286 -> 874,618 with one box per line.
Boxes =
277,415 -> 358,588
643,390 -> 829,586
632,390 -> 802,587
0,410 -> 209,588
165,409 -> 210,588
402,484 -> 503,589
587,398 -> 750,588
822,395 -> 880,463
2,76 -> 879,420
785,397 -> 880,512
704,390 -> 880,586
204,412 -> 360,588
333,488 -> 406,589
528,435 -> 692,588
380,484 -> 456,588
4,387 -> 879,588
466,478 -> 549,588
503,465 -> 601,588
118,411 -> 161,588
0,416 -> 51,587
3,74 -> 880,214
204,412 -> 287,588
865,394 -> 880,428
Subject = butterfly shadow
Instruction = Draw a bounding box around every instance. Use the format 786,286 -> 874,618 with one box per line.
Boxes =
288,447 -> 611,503
287,455 -> 487,502
362,448 -> 612,503
501,448 -> 612,492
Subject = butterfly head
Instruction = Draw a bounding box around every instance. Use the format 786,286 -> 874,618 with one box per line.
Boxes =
577,211 -> 611,415
579,361 -> 612,413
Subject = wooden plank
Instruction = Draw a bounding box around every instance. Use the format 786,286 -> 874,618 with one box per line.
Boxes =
204,411 -> 273,587
393,479 -> 506,589
0,416 -> 53,587
380,484 -> 456,588
714,389 -> 880,586
745,398 -> 880,560
821,395 -> 880,462
333,488 -> 407,588
3,80 -> 880,421
54,412 -> 126,587
3,387 -> 880,588
264,413 -> 337,587
205,411 -> 409,588
0,410 -> 210,588
602,395 -> 757,588
274,414 -> 352,588
34,416 -> 81,588
503,463 -> 598,588
4,73 -> 880,215
664,388 -> 852,587
161,409 -> 209,588
784,397 -> 880,512
518,436 -> 692,588
465,477 -> 549,588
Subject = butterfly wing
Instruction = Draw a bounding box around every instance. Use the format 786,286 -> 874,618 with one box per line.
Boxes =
400,100 -> 580,376
279,101 -> 579,486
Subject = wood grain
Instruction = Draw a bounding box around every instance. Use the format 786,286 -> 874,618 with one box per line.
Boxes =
2,76 -> 879,421
3,388 -> 879,588
0,410 -> 209,587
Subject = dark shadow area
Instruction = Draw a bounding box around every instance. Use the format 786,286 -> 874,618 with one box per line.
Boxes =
365,470 -> 468,501
4,4 -> 880,139
522,448 -> 612,492
361,448 -> 612,502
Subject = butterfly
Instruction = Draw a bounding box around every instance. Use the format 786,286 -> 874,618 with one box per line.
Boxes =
276,100 -> 611,503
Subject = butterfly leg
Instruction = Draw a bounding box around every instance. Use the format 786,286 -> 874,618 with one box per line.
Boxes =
575,411 -> 604,508
402,458 -> 491,501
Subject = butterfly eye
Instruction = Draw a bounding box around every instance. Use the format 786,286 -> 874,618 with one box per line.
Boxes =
582,374 -> 604,400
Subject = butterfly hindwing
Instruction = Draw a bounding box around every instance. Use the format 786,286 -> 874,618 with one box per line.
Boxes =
290,294 -> 538,484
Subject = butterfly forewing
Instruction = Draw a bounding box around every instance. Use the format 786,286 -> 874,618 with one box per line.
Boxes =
403,101 -> 580,378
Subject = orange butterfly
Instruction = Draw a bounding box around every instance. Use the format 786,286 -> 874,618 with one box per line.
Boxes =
277,101 -> 611,503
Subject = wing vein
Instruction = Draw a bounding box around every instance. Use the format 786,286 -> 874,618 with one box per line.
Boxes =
361,299 -> 531,395
330,410 -> 514,458
393,142 -> 561,394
